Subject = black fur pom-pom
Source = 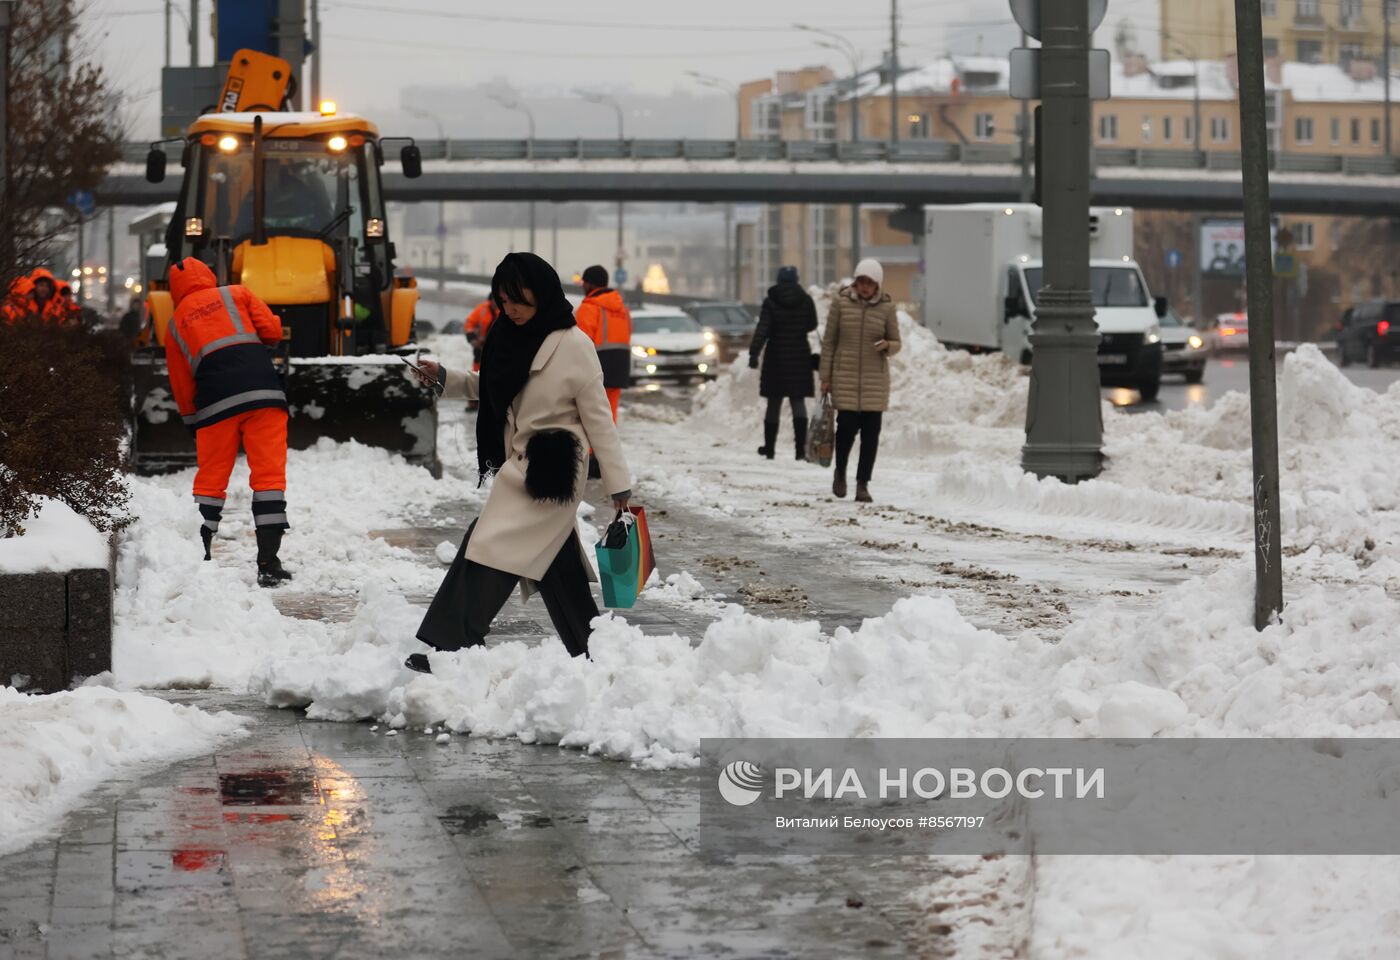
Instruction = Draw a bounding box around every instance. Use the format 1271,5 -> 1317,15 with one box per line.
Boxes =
524,430 -> 583,504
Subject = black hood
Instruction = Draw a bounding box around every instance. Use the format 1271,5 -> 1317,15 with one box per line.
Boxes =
767,282 -> 809,307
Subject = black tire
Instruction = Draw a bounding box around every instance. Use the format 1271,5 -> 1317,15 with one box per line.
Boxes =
1183,367 -> 1204,384
1137,375 -> 1162,402
1339,342 -> 1352,367
1368,342 -> 1381,368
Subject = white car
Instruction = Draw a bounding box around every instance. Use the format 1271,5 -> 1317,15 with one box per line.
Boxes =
1158,307 -> 1210,383
628,308 -> 719,383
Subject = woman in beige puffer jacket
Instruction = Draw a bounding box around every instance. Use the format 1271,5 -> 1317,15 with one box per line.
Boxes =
818,258 -> 901,503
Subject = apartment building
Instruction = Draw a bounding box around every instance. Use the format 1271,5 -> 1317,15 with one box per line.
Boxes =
1161,0 -> 1400,67
736,52 -> 1400,331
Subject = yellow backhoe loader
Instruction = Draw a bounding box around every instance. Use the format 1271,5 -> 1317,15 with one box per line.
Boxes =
133,49 -> 438,474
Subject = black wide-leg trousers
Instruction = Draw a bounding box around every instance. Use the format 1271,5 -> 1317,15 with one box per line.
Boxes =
416,520 -> 598,658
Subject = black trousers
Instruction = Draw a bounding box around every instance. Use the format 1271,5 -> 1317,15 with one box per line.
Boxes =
834,410 -> 883,484
416,520 -> 598,658
764,395 -> 808,427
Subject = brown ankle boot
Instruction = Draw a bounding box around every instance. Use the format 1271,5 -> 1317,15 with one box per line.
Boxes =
833,474 -> 847,498
855,483 -> 872,503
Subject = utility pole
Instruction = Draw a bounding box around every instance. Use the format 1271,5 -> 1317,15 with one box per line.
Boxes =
0,0 -> 11,274
1020,0 -> 1104,482
164,0 -> 171,67
189,0 -> 198,68
1386,0 -> 1393,157
106,208 -> 115,314
1234,0 -> 1284,629
1019,27 -> 1031,201
889,0 -> 900,145
310,0 -> 321,106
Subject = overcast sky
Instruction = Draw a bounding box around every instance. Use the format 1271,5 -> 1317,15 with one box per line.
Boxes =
87,0 -> 1158,138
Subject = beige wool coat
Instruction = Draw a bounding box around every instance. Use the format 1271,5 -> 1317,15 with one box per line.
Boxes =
445,326 -> 631,581
819,286 -> 902,412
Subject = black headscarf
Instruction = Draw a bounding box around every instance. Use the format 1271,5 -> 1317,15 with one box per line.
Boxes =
475,252 -> 576,482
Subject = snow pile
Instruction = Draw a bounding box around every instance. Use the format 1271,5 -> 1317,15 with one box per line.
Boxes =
0,685 -> 246,856
0,497 -> 110,574
116,440 -> 472,689
249,558 -> 1400,760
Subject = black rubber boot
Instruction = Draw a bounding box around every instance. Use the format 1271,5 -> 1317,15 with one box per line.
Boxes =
793,420 -> 808,461
757,421 -> 778,459
255,527 -> 293,588
404,653 -> 432,674
200,527 -> 212,561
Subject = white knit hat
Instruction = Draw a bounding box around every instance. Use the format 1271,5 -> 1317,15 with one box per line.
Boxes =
852,258 -> 884,287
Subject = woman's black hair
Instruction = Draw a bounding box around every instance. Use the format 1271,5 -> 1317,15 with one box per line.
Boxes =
491,258 -> 535,313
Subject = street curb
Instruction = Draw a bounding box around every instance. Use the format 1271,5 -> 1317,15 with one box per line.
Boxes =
0,537 -> 115,693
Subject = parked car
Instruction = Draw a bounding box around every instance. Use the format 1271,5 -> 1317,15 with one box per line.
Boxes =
682,301 -> 754,363
629,308 -> 719,383
1158,307 -> 1210,383
1208,311 -> 1250,352
1337,300 -> 1400,367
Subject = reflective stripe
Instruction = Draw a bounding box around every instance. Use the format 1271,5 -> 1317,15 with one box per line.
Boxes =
194,495 -> 226,506
218,286 -> 247,335
202,519 -> 220,532
252,490 -> 285,501
194,332 -> 263,369
182,412 -> 198,425
168,321 -> 195,369
597,343 -> 630,351
253,512 -> 288,526
192,389 -> 286,425
598,305 -> 608,344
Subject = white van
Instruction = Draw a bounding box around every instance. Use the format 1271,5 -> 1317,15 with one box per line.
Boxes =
923,204 -> 1166,400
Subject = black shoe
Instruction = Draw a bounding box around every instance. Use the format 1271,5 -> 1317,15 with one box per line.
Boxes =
200,527 -> 212,561
255,527 -> 293,587
404,653 -> 432,674
758,421 -> 778,460
793,420 -> 808,461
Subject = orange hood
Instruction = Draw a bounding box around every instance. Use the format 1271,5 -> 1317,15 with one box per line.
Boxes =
169,257 -> 218,306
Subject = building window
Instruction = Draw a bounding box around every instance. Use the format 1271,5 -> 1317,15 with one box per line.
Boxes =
1184,116 -> 1196,144
974,113 -> 996,140
1340,42 -> 1364,65
1262,0 -> 1277,14
1373,117 -> 1383,143
1293,222 -> 1315,250
1297,39 -> 1323,63
1352,117 -> 1362,143
1390,0 -> 1399,19
752,96 -> 782,141
1098,114 -> 1119,142
907,112 -> 931,139
1295,117 -> 1314,144
1332,117 -> 1342,143
1263,37 -> 1280,57
1296,0 -> 1320,17
1140,116 -> 1152,143
1163,116 -> 1174,142
1339,0 -> 1362,25
1210,116 -> 1231,143
807,205 -> 838,286
803,89 -> 836,141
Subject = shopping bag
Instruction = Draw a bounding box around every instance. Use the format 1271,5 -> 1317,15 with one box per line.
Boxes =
595,506 -> 655,608
806,395 -> 835,467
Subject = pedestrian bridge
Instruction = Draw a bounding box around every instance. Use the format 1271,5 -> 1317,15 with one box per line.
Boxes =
100,138 -> 1400,216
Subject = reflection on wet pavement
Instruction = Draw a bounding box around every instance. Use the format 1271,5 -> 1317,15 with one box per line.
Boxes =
0,693 -> 1026,958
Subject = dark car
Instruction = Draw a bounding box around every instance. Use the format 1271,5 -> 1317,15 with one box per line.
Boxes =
1337,300 -> 1400,367
682,301 -> 754,364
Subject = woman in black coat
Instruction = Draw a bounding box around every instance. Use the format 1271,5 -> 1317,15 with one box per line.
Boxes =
748,265 -> 818,460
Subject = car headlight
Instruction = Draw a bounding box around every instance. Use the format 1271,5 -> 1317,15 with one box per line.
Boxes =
703,329 -> 716,342
1188,334 -> 1204,350
631,345 -> 648,358
702,342 -> 717,356
1145,324 -> 1161,345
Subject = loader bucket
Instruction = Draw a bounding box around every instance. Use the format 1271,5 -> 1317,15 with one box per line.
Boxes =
129,350 -> 441,476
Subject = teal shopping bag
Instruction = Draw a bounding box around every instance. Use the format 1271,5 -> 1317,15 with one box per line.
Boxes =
595,511 -> 642,608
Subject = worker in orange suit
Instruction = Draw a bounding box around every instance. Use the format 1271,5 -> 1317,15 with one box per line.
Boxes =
164,257 -> 293,588
462,298 -> 498,372
573,265 -> 632,423
52,280 -> 82,326
28,268 -> 60,321
2,275 -> 34,323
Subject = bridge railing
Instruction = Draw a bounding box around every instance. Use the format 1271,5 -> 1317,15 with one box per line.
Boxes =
123,138 -> 1400,176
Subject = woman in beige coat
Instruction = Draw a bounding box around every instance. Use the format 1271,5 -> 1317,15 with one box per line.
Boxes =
819,258 -> 901,504
406,253 -> 631,671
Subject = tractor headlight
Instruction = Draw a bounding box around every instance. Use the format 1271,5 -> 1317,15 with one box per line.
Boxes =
327,135 -> 348,153
366,218 -> 385,239
217,135 -> 239,153
631,345 -> 648,358
185,217 -> 205,237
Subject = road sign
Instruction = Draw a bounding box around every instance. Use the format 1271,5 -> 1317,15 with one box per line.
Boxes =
67,190 -> 95,217
614,267 -> 628,286
1009,47 -> 1112,100
1166,249 -> 1182,269
1273,252 -> 1296,278
1009,0 -> 1108,42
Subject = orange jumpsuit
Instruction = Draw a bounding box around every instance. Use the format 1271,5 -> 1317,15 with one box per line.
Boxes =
574,287 -> 632,421
463,300 -> 498,372
164,257 -> 289,536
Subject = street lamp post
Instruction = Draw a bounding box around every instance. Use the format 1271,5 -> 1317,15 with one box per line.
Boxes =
489,92 -> 536,253
688,71 -> 742,299
405,107 -> 449,293
796,24 -> 863,266
575,88 -> 627,279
